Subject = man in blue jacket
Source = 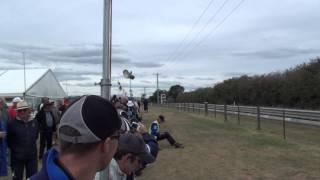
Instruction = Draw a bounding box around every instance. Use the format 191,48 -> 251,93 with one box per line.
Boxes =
149,115 -> 183,148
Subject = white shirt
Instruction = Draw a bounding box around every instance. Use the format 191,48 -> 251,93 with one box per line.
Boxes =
94,158 -> 127,180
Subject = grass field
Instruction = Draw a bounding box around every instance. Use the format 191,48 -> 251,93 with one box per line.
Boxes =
1,106 -> 319,180
138,106 -> 320,180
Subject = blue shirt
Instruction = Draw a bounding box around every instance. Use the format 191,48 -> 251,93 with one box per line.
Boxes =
149,120 -> 160,137
30,149 -> 74,180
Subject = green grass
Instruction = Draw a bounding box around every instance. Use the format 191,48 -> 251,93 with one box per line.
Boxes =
1,106 -> 319,180
138,106 -> 320,180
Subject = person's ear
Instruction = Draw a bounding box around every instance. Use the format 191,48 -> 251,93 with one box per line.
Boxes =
100,138 -> 113,153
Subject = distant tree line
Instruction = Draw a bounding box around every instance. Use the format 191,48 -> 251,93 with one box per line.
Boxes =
149,85 -> 185,103
175,58 -> 320,109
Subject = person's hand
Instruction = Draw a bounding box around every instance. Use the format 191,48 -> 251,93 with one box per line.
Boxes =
137,123 -> 147,134
0,131 -> 6,138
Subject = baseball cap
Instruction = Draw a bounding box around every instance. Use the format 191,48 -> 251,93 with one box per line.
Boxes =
12,97 -> 22,103
16,101 -> 30,110
58,95 -> 122,144
127,100 -> 134,107
118,133 -> 155,164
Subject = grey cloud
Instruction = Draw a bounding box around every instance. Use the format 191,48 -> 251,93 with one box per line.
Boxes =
50,49 -> 102,58
140,80 -> 152,84
223,72 -> 249,77
53,68 -> 101,82
0,66 -> 22,71
0,43 -> 164,69
132,62 -> 163,68
232,48 -> 320,60
55,74 -> 91,81
175,76 -> 185,80
194,77 -> 215,81
112,56 -> 131,65
0,43 -> 53,52
0,43 -> 130,65
73,82 -> 97,87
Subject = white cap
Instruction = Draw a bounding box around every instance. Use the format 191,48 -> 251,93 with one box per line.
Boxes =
12,97 -> 22,103
127,100 -> 134,107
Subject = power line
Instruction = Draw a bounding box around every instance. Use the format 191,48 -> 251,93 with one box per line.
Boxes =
165,0 -> 216,63
164,0 -> 245,72
164,0 -> 230,69
179,0 -> 246,61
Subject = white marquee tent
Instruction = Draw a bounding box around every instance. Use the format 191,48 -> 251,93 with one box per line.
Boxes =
0,68 -> 66,108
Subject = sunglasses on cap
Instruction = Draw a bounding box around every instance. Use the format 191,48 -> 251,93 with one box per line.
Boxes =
17,109 -> 28,113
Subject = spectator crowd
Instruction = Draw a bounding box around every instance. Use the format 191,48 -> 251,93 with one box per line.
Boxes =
0,95 -> 183,180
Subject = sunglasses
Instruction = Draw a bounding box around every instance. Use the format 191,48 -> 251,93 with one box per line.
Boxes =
17,109 -> 28,113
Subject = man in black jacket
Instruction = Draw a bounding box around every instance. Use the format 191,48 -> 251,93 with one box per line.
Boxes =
7,101 -> 39,180
35,100 -> 56,160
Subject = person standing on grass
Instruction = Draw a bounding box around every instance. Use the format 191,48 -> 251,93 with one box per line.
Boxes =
7,97 -> 22,120
31,95 -> 122,180
0,97 -> 9,177
7,101 -> 39,180
35,100 -> 56,160
143,99 -> 148,112
149,115 -> 184,148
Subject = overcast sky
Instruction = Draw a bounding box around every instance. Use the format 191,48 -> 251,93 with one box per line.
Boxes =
0,0 -> 319,97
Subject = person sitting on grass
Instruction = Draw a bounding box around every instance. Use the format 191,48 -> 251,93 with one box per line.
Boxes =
149,115 -> 184,148
105,133 -> 155,180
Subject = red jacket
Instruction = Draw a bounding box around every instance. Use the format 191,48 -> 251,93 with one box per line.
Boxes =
7,106 -> 16,120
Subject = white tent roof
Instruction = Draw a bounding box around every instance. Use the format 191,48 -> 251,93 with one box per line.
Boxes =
0,68 -> 66,98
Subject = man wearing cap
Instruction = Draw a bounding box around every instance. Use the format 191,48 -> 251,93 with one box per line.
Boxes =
7,101 -> 39,180
31,95 -> 122,180
106,133 -> 155,180
35,100 -> 56,160
7,97 -> 22,120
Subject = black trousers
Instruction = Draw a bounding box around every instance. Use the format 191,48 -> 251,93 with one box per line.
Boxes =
39,129 -> 54,158
156,132 -> 176,145
11,157 -> 37,180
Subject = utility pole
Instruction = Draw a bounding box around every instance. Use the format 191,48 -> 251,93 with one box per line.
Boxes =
156,73 -> 159,104
22,52 -> 26,100
129,79 -> 132,97
101,0 -> 112,100
100,0 -> 112,179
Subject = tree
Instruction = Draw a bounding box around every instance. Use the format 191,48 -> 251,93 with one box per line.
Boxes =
175,58 -> 320,109
149,89 -> 167,103
168,85 -> 184,102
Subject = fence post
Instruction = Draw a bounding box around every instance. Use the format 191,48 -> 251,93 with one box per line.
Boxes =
224,104 -> 227,122
237,105 -> 240,125
257,106 -> 261,130
214,104 -> 216,118
283,109 -> 286,140
192,103 -> 195,113
198,104 -> 201,114
205,102 -> 208,116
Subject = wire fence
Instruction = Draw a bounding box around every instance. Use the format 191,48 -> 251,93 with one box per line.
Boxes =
159,102 -> 320,139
